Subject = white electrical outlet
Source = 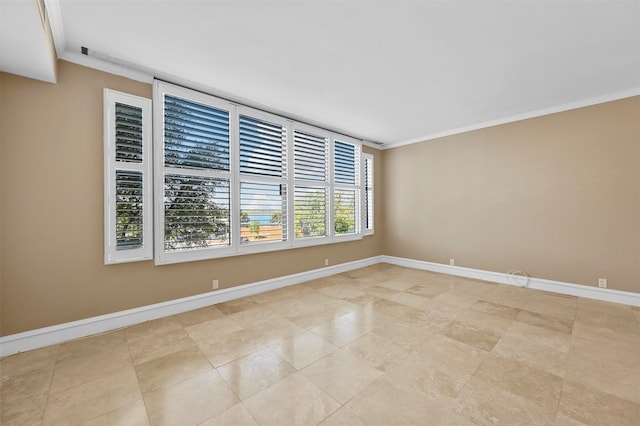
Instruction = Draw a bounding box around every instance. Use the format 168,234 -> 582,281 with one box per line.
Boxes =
324,258 -> 329,266
449,258 -> 455,266
212,279 -> 219,290
598,278 -> 607,288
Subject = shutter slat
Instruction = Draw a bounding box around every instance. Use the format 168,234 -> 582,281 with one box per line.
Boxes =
115,170 -> 144,250
164,95 -> 230,171
164,174 -> 231,251
115,102 -> 143,163
294,130 -> 326,181
239,115 -> 284,178
294,186 -> 326,238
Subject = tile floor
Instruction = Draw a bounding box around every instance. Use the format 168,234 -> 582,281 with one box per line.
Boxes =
1,264 -> 639,425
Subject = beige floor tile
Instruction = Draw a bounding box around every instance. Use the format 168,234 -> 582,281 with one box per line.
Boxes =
633,309 -> 640,326
320,299 -> 361,317
455,309 -> 513,332
405,281 -> 449,298
286,305 -> 337,329
414,334 -> 489,375
455,375 -> 556,425
469,300 -> 521,320
264,297 -> 318,318
385,351 -> 473,399
385,291 -> 431,308
1,365 -> 53,403
343,293 -> 382,309
217,349 -> 296,400
343,332 -> 409,371
335,307 -> 392,332
174,305 -> 226,328
565,351 -> 640,404
364,285 -> 400,299
201,318 -> 303,367
377,279 -> 417,291
558,380 -> 640,426
134,347 -> 213,394
310,317 -> 370,347
49,343 -> 133,394
517,309 -> 574,334
432,291 -> 479,308
446,279 -> 496,298
572,320 -> 640,346
144,370 -> 238,426
492,332 -> 568,377
554,411 -> 589,426
268,331 -> 337,370
346,376 -> 471,426
480,285 -> 528,309
301,348 -> 383,403
474,353 -> 563,411
421,297 -> 466,319
56,331 -> 127,363
185,316 -> 244,344
244,373 -> 340,426
83,399 -> 150,426
570,334 -> 639,371
318,283 -> 365,299
127,319 -> 199,366
0,394 -> 47,426
440,320 -> 503,351
319,405 -> 367,426
227,306 -> 282,328
522,293 -> 577,321
199,327 -> 270,368
216,298 -> 260,315
42,365 -> 142,426
0,345 -> 58,380
199,402 -> 258,426
506,320 -> 572,352
371,317 -> 437,351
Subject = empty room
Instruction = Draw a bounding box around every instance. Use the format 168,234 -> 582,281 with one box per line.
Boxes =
1,0 -> 639,425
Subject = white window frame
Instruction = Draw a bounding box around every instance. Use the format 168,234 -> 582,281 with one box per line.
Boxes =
103,89 -> 153,264
362,152 -> 374,235
153,81 -> 364,264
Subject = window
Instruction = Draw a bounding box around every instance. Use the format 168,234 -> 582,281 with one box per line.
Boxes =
153,81 -> 365,264
334,140 -> 360,236
103,89 -> 153,264
238,110 -> 288,250
363,153 -> 374,234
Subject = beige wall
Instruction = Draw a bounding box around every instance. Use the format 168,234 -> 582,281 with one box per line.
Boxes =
0,61 -> 384,335
383,97 -> 640,293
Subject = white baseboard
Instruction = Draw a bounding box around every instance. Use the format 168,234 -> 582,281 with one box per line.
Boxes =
0,256 -> 383,357
2,254 -> 638,357
382,256 -> 640,307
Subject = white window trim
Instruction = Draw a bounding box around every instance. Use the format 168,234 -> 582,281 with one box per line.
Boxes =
103,89 -> 153,264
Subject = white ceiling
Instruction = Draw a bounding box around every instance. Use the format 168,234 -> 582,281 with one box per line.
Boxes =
6,0 -> 640,146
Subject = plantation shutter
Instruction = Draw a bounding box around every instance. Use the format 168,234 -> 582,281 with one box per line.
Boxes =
238,112 -> 288,245
293,128 -> 329,240
104,90 -> 152,264
363,154 -> 374,233
156,83 -> 234,264
164,95 -> 230,171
